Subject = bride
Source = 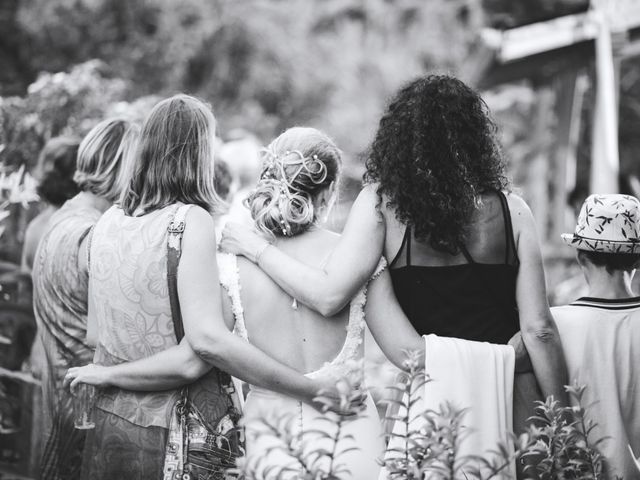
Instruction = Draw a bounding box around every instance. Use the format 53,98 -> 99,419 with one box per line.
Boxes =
65,127 -> 424,479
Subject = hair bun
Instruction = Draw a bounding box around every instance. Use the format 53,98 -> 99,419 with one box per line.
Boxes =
247,179 -> 314,237
246,128 -> 342,238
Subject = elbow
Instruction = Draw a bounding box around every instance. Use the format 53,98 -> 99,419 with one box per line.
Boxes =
189,333 -> 229,368
317,303 -> 341,318
522,322 -> 558,345
181,356 -> 209,382
316,293 -> 349,317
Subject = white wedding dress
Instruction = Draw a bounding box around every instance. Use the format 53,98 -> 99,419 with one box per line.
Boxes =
218,253 -> 385,480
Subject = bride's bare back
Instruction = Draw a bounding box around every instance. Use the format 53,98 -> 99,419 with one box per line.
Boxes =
222,228 -> 351,375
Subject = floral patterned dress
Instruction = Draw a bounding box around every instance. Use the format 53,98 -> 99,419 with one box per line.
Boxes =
82,204 -> 237,480
32,195 -> 101,480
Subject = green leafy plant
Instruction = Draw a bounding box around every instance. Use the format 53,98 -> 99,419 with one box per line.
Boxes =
381,350 -> 531,480
521,384 -> 608,480
232,354 -> 612,480
238,376 -> 365,480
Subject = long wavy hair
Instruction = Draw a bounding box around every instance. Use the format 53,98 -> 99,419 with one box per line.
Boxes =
120,94 -> 221,215
364,75 -> 509,254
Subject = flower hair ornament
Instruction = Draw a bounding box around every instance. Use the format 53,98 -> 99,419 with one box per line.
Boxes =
256,148 -> 329,236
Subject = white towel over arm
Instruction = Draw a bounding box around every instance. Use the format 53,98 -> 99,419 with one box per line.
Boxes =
380,334 -> 515,479
424,335 -> 515,476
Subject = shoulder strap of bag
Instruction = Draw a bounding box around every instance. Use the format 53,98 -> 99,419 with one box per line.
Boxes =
167,204 -> 193,342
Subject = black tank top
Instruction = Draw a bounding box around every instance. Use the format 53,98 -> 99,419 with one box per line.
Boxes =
389,191 -> 519,344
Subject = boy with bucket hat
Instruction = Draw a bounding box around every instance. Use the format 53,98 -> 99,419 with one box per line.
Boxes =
553,193 -> 640,479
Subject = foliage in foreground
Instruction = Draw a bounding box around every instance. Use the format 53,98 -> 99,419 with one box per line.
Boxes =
234,351 -> 612,480
235,376 -> 365,480
521,384 -> 609,480
381,350 -> 522,480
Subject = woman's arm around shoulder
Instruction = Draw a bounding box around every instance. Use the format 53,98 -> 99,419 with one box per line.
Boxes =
64,338 -> 211,391
220,184 -> 386,316
179,206 -> 344,408
507,192 -> 569,404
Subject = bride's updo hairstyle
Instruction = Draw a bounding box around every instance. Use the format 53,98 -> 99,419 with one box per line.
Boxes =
247,127 -> 341,238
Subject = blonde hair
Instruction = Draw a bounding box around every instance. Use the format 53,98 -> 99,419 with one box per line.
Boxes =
120,94 -> 220,216
247,127 -> 342,238
74,118 -> 139,202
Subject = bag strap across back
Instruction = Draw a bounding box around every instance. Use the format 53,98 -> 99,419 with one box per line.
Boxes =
167,204 -> 192,343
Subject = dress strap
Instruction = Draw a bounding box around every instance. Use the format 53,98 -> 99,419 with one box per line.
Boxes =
217,253 -> 249,341
389,226 -> 412,268
317,256 -> 388,377
496,191 -> 518,265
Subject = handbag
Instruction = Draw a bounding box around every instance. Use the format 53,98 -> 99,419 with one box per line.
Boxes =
162,204 -> 244,480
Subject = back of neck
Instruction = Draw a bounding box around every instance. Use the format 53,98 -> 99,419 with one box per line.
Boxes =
75,191 -> 111,214
585,270 -> 637,299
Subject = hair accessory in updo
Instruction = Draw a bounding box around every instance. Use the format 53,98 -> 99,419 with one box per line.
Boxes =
255,148 -> 329,236
245,128 -> 341,238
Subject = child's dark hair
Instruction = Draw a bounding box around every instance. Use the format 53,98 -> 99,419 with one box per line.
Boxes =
36,137 -> 81,206
578,250 -> 640,274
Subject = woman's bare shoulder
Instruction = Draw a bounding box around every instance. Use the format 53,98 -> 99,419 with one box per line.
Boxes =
185,204 -> 213,224
181,206 -> 216,253
504,191 -> 532,215
504,191 -> 535,231
503,191 -> 541,253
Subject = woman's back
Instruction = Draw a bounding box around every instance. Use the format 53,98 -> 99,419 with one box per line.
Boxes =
91,204 -> 229,429
225,228 -> 354,376
90,205 -> 184,426
382,191 -> 519,343
221,228 -> 384,480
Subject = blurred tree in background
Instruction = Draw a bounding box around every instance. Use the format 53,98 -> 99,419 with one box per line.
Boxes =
1,0 -> 479,160
1,0 -> 640,268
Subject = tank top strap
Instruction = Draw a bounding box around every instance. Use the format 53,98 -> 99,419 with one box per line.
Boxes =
496,191 -> 518,265
458,243 -> 475,264
389,225 -> 412,268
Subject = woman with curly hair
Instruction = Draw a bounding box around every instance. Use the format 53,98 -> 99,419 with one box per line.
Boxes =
221,76 -> 568,432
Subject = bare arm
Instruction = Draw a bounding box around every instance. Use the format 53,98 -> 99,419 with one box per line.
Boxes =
79,233 -> 97,348
64,339 -> 210,391
364,268 -> 424,370
509,194 -> 568,404
220,185 -> 385,316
